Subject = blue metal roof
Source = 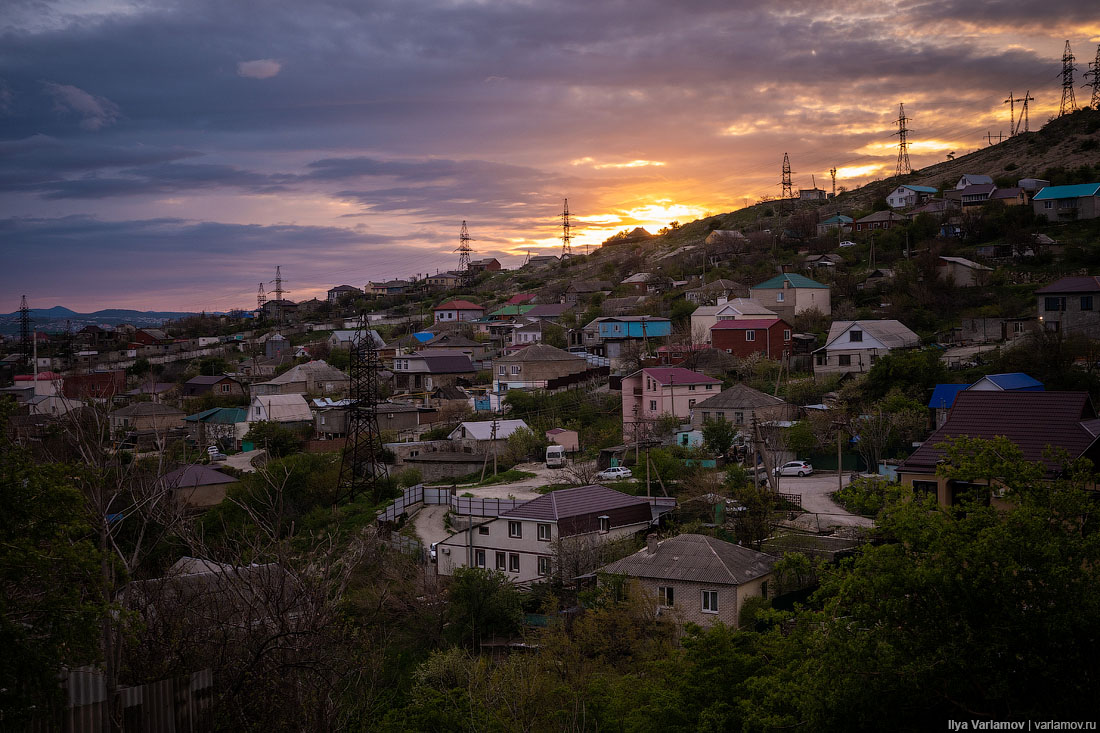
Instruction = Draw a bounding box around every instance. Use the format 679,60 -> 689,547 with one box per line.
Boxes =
413,331 -> 435,343
902,185 -> 938,194
928,383 -> 969,410
1033,183 -> 1100,200
979,373 -> 1043,391
752,273 -> 829,290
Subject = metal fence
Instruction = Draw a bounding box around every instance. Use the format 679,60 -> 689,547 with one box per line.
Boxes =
376,484 -> 517,523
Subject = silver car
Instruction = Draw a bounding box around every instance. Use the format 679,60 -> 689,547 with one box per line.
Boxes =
774,460 -> 814,477
595,466 -> 633,481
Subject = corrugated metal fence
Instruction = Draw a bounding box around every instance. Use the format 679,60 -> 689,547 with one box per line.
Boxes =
377,484 -> 522,523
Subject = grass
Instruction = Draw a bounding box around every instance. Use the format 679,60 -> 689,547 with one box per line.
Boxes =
427,469 -> 537,488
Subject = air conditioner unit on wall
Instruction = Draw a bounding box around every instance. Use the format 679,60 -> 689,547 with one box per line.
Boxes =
442,547 -> 451,555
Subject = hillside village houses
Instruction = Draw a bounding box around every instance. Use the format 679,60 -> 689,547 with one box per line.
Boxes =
813,320 -> 920,376
620,367 -> 721,442
492,344 -> 589,394
748,273 -> 831,323
886,184 -> 937,209
710,318 -> 793,359
689,299 -> 779,343
434,299 -> 485,323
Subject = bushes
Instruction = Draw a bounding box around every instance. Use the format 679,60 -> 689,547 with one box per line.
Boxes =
833,476 -> 905,516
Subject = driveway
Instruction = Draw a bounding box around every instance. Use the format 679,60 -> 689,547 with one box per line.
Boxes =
772,472 -> 873,528
223,449 -> 265,473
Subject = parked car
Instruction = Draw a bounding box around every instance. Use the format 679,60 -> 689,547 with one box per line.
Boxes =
774,460 -> 813,477
429,542 -> 438,562
595,466 -> 633,481
207,445 -> 228,462
838,240 -> 856,248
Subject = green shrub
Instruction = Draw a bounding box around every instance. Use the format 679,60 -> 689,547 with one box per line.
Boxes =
833,477 -> 905,516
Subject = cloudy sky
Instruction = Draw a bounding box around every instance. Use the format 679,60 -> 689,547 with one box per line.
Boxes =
1,0 -> 1097,311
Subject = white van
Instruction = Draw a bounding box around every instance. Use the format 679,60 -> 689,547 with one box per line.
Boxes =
545,444 -> 565,468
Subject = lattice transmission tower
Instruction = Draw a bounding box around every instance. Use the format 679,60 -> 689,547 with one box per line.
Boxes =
1084,44 -> 1100,110
269,266 -> 289,326
18,295 -> 31,372
334,316 -> 389,506
561,198 -> 573,257
456,221 -> 473,277
894,103 -> 912,177
1060,40 -> 1077,117
779,153 -> 793,199
257,283 -> 266,311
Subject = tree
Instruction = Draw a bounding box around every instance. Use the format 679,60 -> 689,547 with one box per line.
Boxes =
860,348 -> 945,401
446,568 -> 523,647
702,418 -> 737,456
243,420 -> 306,458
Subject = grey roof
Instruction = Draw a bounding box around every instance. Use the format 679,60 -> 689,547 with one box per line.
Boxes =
568,281 -> 614,293
693,299 -> 778,318
448,419 -> 530,441
939,256 -> 992,271
263,360 -> 349,385
855,210 -> 907,223
598,533 -> 777,586
411,353 -> 476,373
496,344 -> 585,363
689,278 -> 747,294
158,464 -> 237,489
621,272 -> 653,284
499,484 -> 648,521
822,320 -> 919,350
694,383 -> 786,411
111,402 -> 186,417
185,375 -> 237,386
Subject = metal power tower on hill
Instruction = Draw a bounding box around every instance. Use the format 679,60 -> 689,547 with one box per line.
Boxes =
269,266 -> 289,326
334,316 -> 388,506
894,103 -> 912,177
18,295 -> 31,372
456,220 -> 473,276
780,153 -> 793,200
1060,40 -> 1077,117
561,198 -> 573,257
257,283 -> 266,311
1004,91 -> 1034,135
1084,44 -> 1100,110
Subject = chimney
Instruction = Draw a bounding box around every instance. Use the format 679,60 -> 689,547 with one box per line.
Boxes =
646,534 -> 658,554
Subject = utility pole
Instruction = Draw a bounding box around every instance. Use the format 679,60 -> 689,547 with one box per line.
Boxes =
829,166 -> 837,199
561,198 -> 574,258
780,153 -> 793,200
1017,91 -> 1034,133
894,102 -> 912,177
456,221 -> 474,280
985,131 -> 1005,146
1060,40 -> 1077,117
1084,44 -> 1100,109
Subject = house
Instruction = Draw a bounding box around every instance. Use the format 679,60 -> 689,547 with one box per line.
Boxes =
524,303 -> 571,321
488,304 -> 536,320
816,214 -> 853,236
621,272 -> 654,294
447,419 -> 531,451
509,321 -> 544,347
710,319 -> 791,359
799,187 -> 827,201
436,484 -> 670,583
853,210 -> 907,232
367,280 -> 411,297
248,394 -> 313,427
620,367 -> 722,443
927,373 -> 1042,428
946,183 -> 996,207
690,300 -> 780,343
62,370 -> 126,400
525,254 -> 560,267
1017,178 -> 1051,194
546,427 -> 579,452
596,534 -> 776,629
392,351 -> 476,392
328,329 -> 384,351
897,391 -> 1100,506
684,279 -> 749,305
803,253 -> 843,269
182,407 -> 248,448
861,268 -> 896,290
989,187 -> 1027,206
326,285 -> 362,302
692,383 -> 786,428
426,271 -> 463,288
1035,276 -> 1100,336
468,258 -> 501,273
109,402 -> 186,440
181,375 -> 245,399
258,300 -> 297,321
433,299 -> 485,323
1033,183 -> 1100,221
886,184 -> 937,209
703,229 -> 747,247
583,316 -> 673,367
813,320 -> 919,376
493,344 -> 589,393
398,332 -> 488,361
955,174 -> 993,189
564,280 -> 614,306
252,360 -> 350,397
132,328 -> 171,346
749,273 -> 831,321
158,464 -> 238,509
936,256 -> 992,287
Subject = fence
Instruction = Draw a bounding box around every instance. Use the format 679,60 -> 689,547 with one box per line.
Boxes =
376,484 -> 517,523
776,491 -> 803,509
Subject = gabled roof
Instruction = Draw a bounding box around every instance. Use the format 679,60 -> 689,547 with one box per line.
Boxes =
938,256 -> 992,271
990,187 -> 1024,200
632,367 -> 722,386
710,318 -> 786,330
525,303 -> 571,318
821,214 -> 854,224
489,304 -> 536,317
1035,276 -> 1100,294
185,375 -> 237,386
928,383 -> 969,410
693,299 -> 778,318
250,394 -> 312,422
598,533 -> 776,586
434,300 -> 484,311
1033,183 -> 1100,200
158,464 -> 237,490
899,391 -> 1100,477
854,210 -> 907,223
448,419 -> 530,441
972,373 -> 1043,391
694,383 -> 785,411
957,183 -> 996,195
957,174 -> 993,186
499,484 -> 648,521
409,353 -> 476,373
496,344 -> 585,363
110,402 -> 186,417
505,294 -> 536,305
898,184 -> 938,194
183,407 -> 248,424
822,320 -> 919,350
689,278 -> 746,293
751,273 -> 828,290
262,360 -> 349,386
621,272 -> 653,284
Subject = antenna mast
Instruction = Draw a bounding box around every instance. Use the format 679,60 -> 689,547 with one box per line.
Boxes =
1060,40 -> 1077,117
894,102 -> 912,177
780,153 -> 793,199
1084,44 -> 1100,109
561,198 -> 573,257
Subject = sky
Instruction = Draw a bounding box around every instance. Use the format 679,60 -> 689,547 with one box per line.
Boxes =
1,0 -> 1098,312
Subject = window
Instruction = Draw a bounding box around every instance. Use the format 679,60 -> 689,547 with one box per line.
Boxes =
688,399 -> 696,408
508,553 -> 520,572
508,521 -> 522,539
598,515 -> 610,533
475,550 -> 486,568
705,384 -> 713,389
538,556 -> 551,576
511,365 -> 521,374
1044,200 -> 1053,209
1045,297 -> 1067,312
649,400 -> 657,412
498,365 -> 506,375
658,586 -> 674,607
1083,296 -> 1094,311
776,292 -> 785,302
734,411 -> 744,425
478,524 -> 490,535
702,412 -> 711,420
849,330 -> 863,342
537,523 -> 552,541
688,384 -> 696,391
701,589 -> 719,614
783,329 -> 791,341
1013,322 -> 1024,334
221,384 -> 231,393
760,581 -> 769,599
838,354 -> 852,366
815,354 -> 825,365
745,330 -> 756,342
495,552 -> 506,570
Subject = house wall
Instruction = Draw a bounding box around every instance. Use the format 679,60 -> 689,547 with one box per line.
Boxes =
937,261 -> 988,287
621,373 -> 721,441
492,357 -> 587,393
402,455 -> 488,482
434,308 -> 483,323
748,285 -> 831,321
547,429 -> 579,452
711,324 -> 789,358
1036,292 -> 1100,337
1034,195 -> 1100,221
691,404 -> 786,428
622,574 -> 771,629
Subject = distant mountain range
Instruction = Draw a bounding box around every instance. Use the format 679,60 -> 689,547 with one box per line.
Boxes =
0,306 -> 199,335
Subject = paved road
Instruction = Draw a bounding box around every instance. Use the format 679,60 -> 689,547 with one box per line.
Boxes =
773,472 -> 873,528
223,449 -> 265,473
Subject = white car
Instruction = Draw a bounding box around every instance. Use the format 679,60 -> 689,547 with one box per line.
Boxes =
429,542 -> 438,562
595,466 -> 633,481
838,240 -> 856,248
774,460 -> 814,477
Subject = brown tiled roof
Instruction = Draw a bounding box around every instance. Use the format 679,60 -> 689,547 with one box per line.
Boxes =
435,300 -> 483,311
898,391 -> 1099,476
496,344 -> 584,363
500,484 -> 648,521
598,533 -> 776,585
